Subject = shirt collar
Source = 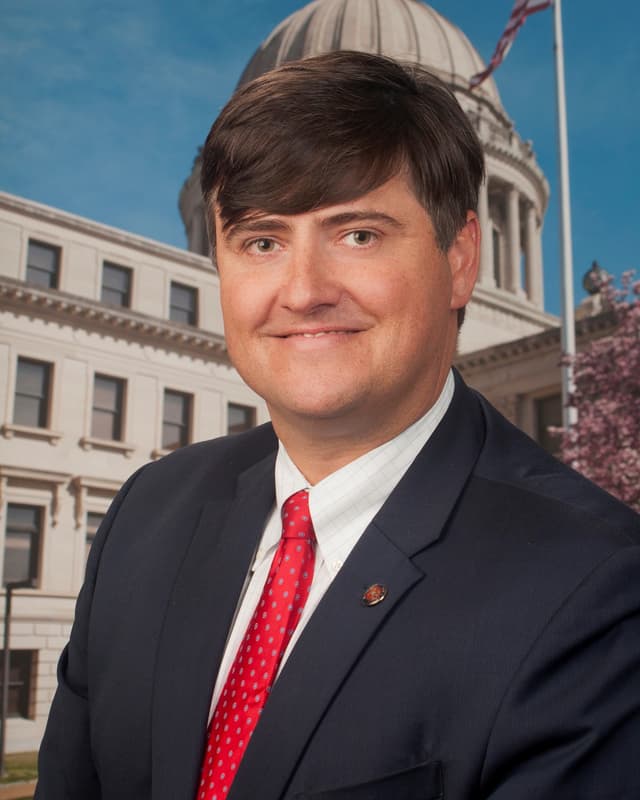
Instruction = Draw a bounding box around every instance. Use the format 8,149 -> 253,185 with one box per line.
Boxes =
270,370 -> 455,577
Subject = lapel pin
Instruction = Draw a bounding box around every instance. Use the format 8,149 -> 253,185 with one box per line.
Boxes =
362,583 -> 387,607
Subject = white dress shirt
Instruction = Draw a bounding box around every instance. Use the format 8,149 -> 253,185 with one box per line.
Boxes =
209,370 -> 454,717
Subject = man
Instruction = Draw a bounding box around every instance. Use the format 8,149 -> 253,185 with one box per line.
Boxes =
36,52 -> 640,799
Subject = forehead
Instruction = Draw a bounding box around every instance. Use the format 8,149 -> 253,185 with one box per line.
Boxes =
214,173 -> 429,235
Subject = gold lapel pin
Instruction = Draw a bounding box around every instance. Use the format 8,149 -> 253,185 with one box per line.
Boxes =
362,583 -> 387,607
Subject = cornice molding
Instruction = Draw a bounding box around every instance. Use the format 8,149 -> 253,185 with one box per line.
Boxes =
483,140 -> 549,208
456,310 -> 616,374
470,283 -> 559,327
1,423 -> 63,444
0,465 -> 71,526
71,475 -> 122,494
0,465 -> 70,484
70,475 -> 122,527
0,191 -> 214,273
0,276 -> 230,364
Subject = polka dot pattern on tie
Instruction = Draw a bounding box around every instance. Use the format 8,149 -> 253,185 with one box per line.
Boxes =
197,489 -> 316,800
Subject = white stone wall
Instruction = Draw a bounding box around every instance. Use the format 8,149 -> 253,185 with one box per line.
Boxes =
0,193 -> 226,335
0,615 -> 72,753
0,193 -> 268,753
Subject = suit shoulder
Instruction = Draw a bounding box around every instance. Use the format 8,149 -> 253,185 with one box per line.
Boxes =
472,392 -> 639,547
122,422 -> 278,501
153,422 -> 277,469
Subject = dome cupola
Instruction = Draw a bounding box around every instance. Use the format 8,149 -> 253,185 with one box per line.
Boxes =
238,0 -> 504,111
179,0 -> 556,353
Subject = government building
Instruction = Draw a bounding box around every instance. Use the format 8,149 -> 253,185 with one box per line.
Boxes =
0,0 -> 600,753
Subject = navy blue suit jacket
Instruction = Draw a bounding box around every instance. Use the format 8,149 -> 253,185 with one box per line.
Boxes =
36,374 -> 640,799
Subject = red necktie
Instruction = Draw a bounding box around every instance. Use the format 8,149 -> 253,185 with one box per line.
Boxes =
196,489 -> 316,800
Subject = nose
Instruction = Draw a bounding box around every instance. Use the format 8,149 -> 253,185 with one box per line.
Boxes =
279,241 -> 342,314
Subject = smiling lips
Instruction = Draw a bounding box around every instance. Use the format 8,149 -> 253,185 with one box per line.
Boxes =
286,330 -> 354,338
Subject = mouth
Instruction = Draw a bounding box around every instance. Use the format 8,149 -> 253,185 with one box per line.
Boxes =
283,330 -> 356,339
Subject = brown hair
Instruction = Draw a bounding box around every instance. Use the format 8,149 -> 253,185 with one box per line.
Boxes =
201,51 -> 484,323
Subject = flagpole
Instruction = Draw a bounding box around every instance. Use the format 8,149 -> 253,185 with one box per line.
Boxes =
552,0 -> 577,428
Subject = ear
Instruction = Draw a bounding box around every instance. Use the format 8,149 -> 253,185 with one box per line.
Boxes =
447,211 -> 480,310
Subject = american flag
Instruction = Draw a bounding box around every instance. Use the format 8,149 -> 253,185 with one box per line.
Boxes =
470,0 -> 553,88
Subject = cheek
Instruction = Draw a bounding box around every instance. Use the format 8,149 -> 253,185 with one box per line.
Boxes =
372,270 -> 440,325
219,284 -> 240,337
387,269 -> 452,346
220,277 -> 266,337
353,266 -> 415,312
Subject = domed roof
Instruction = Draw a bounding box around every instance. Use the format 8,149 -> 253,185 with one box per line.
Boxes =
238,0 -> 503,109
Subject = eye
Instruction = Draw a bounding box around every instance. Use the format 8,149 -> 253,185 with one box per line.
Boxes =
246,237 -> 279,254
344,230 -> 377,247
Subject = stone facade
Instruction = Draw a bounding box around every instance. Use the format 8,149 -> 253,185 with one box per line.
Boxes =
0,192 -> 267,752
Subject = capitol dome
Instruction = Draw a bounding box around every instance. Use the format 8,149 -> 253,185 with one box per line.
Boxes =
179,0 -> 557,354
237,0 -> 504,111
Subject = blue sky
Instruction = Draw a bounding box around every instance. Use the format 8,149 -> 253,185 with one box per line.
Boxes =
1,0 -> 638,315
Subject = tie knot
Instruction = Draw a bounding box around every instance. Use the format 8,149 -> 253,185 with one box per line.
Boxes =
281,489 -> 315,541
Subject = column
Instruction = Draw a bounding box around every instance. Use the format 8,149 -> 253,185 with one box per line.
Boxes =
506,186 -> 522,296
525,204 -> 544,307
478,178 -> 495,287
534,225 -> 545,308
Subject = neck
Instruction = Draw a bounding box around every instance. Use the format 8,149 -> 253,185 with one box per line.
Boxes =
274,425 -> 393,485
270,377 -> 450,485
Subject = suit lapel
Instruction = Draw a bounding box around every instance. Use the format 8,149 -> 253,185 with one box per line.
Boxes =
373,371 -> 485,558
151,450 -> 277,800
230,376 -> 486,799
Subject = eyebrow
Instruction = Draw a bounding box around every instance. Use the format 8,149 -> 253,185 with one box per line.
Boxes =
319,211 -> 404,230
223,217 -> 291,240
222,209 -> 405,241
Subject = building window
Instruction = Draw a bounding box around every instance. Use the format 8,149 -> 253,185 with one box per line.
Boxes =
0,650 -> 36,719
26,240 -> 60,289
3,504 -> 41,587
162,390 -> 192,450
101,262 -> 132,307
13,358 -> 51,428
86,512 -> 104,564
535,394 -> 562,455
227,403 -> 256,435
91,374 -> 125,441
169,282 -> 197,325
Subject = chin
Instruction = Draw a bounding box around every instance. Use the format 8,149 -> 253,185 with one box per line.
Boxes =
268,392 -> 365,425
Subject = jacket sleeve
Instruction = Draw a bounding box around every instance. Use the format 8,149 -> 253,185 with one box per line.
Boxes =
35,468 -> 145,800
480,544 -> 640,799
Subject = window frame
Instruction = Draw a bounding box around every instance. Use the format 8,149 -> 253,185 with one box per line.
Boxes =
0,650 -> 37,719
161,389 -> 193,451
169,281 -> 198,326
3,503 -> 42,588
227,402 -> 256,435
91,373 -> 126,442
101,261 -> 132,308
26,239 -> 60,289
13,357 -> 52,429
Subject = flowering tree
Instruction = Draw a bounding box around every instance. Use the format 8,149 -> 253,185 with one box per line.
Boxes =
557,271 -> 640,511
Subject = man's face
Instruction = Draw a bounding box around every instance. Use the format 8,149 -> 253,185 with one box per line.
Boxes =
215,174 -> 478,446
